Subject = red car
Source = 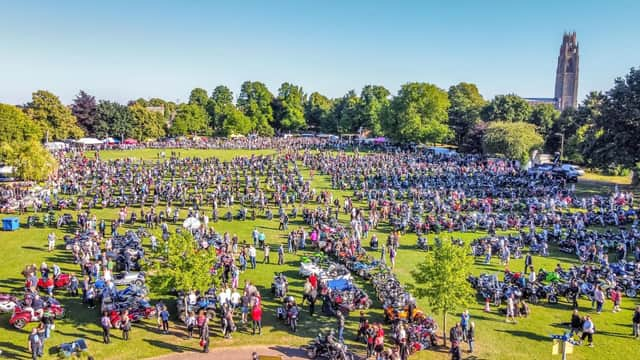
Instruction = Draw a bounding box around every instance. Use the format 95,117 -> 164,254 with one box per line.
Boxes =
10,298 -> 65,329
37,274 -> 71,291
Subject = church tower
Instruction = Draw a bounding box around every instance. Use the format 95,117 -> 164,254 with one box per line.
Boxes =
554,32 -> 579,110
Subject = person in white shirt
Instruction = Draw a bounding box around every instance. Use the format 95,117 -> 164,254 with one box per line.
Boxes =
230,290 -> 241,309
188,290 -> 197,306
48,233 -> 56,252
528,267 -> 536,284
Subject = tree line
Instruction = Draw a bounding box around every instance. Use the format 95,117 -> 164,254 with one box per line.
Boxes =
1,66 -> 639,180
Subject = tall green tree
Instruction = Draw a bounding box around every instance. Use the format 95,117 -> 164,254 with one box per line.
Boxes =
410,240 -> 475,346
149,232 -> 218,319
170,104 -> 209,136
188,88 -> 209,108
0,103 -> 42,143
383,82 -> 451,144
304,92 -> 333,131
482,122 -> 543,164
220,104 -> 252,136
528,103 -> 559,138
94,101 -> 133,140
331,90 -> 360,134
237,81 -> 274,135
129,103 -> 166,141
206,85 -> 234,131
358,85 -> 390,136
272,82 -> 306,131
482,94 -> 532,123
0,140 -> 57,181
585,67 -> 640,169
24,90 -> 84,140
71,90 -> 98,136
448,82 -> 485,146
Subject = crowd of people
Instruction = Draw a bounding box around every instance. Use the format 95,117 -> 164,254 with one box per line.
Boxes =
2,136 -> 639,359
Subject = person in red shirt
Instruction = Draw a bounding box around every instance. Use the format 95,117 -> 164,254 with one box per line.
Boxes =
251,304 -> 262,335
309,273 -> 317,289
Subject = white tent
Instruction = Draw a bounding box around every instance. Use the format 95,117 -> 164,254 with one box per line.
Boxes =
76,137 -> 103,145
44,142 -> 68,150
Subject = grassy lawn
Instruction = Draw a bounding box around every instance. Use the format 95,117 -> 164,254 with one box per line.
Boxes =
0,149 -> 638,360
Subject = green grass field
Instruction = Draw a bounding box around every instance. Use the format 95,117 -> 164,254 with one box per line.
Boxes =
0,148 -> 638,360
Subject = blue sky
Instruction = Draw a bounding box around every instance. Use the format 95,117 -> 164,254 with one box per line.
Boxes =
0,0 -> 638,105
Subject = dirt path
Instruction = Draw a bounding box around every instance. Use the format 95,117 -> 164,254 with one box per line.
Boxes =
154,345 -> 308,360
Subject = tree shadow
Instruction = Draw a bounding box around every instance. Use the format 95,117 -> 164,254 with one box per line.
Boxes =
0,341 -> 30,359
143,338 -> 198,353
495,329 -> 550,342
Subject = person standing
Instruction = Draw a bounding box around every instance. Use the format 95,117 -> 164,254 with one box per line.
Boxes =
460,310 -> 470,341
580,315 -> 595,347
200,318 -> 210,353
277,244 -> 284,265
610,288 -> 621,313
570,309 -> 582,338
523,252 -> 532,274
101,311 -> 112,344
467,322 -> 475,353
389,246 -> 396,269
249,245 -> 257,269
47,232 -> 56,252
121,310 -> 131,340
263,244 -> 270,264
506,295 -> 517,323
337,311 -> 345,343
632,306 -> 640,338
251,304 -> 262,335
160,306 -> 170,334
28,328 -> 42,360
594,286 -> 605,314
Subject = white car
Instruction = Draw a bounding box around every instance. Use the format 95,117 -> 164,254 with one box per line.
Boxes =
561,164 -> 585,176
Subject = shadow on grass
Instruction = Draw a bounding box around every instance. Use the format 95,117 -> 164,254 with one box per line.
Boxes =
143,339 -> 197,353
0,341 -> 30,359
495,329 -> 550,342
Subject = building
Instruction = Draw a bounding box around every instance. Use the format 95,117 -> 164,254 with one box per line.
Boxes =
554,32 -> 579,110
525,32 -> 579,110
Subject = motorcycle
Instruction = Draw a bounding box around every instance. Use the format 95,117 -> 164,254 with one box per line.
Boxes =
37,274 -> 71,292
10,298 -> 65,329
0,293 -> 18,313
306,332 -> 354,360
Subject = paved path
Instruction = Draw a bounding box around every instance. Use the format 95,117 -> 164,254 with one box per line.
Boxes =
154,345 -> 308,360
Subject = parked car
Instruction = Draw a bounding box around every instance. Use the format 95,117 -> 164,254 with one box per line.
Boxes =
527,164 -> 554,176
112,271 -> 145,287
552,167 -> 579,183
561,164 -> 585,176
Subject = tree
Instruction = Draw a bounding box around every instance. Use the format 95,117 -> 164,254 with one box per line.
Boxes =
482,122 -> 543,164
459,121 -> 487,154
94,101 -> 134,140
448,83 -> 485,146
383,82 -> 451,144
237,81 -> 274,135
273,82 -> 306,132
482,94 -> 532,123
0,140 -> 57,181
206,85 -> 234,131
149,232 -> 218,319
304,92 -> 333,131
170,104 -> 209,136
24,90 -> 84,140
188,88 -> 209,108
0,103 -> 42,143
358,85 -> 390,136
129,104 -> 166,141
410,240 -> 475,347
331,90 -> 360,134
71,90 -> 98,136
528,103 -> 559,138
220,104 -> 252,136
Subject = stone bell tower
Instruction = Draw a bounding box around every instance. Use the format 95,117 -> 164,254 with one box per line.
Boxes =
554,32 -> 579,110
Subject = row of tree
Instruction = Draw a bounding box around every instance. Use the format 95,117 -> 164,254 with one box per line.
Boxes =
1,66 -> 639,179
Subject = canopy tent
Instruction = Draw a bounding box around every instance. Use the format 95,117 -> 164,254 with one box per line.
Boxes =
44,142 -> 69,150
76,138 -> 102,145
123,138 -> 138,145
102,137 -> 120,144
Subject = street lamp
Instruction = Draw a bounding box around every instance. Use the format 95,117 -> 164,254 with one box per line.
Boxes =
554,133 -> 564,163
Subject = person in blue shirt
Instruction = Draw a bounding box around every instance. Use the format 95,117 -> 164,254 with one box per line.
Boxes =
160,306 -> 170,334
